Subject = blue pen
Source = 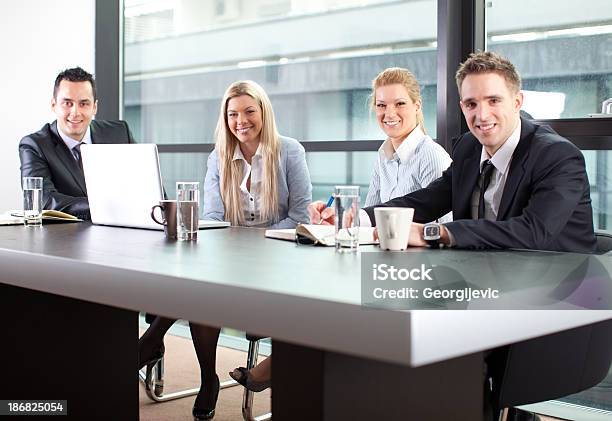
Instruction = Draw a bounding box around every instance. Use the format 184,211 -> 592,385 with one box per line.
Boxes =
318,195 -> 335,224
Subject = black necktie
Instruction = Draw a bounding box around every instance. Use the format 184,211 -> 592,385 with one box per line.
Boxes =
73,143 -> 83,170
478,160 -> 494,219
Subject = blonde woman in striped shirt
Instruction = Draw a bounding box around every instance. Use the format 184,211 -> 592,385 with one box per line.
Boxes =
367,68 -> 451,214
309,67 -> 452,223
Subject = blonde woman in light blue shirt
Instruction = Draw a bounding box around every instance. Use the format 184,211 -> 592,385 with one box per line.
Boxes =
366,68 -> 452,219
309,67 -> 452,223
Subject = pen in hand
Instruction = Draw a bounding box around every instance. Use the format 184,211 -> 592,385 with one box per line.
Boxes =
318,195 -> 335,224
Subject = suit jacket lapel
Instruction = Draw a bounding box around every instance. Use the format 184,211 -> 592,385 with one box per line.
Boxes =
497,118 -> 536,220
50,121 -> 88,193
455,141 -> 481,220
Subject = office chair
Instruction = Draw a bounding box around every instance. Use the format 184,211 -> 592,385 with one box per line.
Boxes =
492,231 -> 612,421
594,231 -> 612,254
139,325 -> 271,421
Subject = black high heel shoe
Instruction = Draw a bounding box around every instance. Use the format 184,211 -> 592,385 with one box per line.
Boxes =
192,374 -> 220,421
138,340 -> 165,370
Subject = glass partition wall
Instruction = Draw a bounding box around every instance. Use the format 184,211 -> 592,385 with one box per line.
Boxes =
107,0 -> 612,418
123,0 -> 438,204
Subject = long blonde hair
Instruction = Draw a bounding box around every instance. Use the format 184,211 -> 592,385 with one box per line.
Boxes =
370,67 -> 426,134
214,80 -> 280,226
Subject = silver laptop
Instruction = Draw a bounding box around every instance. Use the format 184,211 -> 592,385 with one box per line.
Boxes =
81,144 -> 230,230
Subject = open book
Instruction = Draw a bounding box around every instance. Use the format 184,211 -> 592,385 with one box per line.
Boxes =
9,210 -> 83,223
265,223 -> 378,246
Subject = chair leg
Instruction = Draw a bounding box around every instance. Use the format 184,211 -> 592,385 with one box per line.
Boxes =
502,408 -> 541,421
139,356 -> 239,403
242,339 -> 272,421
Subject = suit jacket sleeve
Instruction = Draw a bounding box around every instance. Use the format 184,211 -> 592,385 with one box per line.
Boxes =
19,137 -> 90,218
445,140 -> 590,250
363,164 -> 453,226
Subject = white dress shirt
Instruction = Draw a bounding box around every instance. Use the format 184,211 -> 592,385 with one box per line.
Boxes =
232,144 -> 268,227
444,120 -> 522,246
470,120 -> 522,220
57,125 -> 92,161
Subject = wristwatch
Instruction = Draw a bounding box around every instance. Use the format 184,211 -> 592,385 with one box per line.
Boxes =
423,223 -> 442,248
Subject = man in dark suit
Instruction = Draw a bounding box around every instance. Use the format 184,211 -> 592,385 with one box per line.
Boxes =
19,67 -> 133,220
311,52 -> 595,253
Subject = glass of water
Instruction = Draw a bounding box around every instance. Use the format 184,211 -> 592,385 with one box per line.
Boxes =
23,177 -> 43,226
334,185 -> 360,253
176,181 -> 200,241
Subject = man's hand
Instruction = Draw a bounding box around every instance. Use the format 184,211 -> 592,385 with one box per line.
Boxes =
409,223 -> 427,247
409,223 -> 452,247
308,201 -> 335,225
375,223 -> 450,249
373,222 -> 426,248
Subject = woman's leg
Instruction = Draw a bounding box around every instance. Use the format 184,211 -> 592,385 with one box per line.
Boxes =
249,356 -> 271,382
138,316 -> 176,368
189,322 -> 221,411
229,355 -> 272,392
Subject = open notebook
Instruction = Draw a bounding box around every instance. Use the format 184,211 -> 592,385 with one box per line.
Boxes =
265,223 -> 378,246
7,209 -> 82,224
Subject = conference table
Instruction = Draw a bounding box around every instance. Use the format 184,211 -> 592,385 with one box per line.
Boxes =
0,222 -> 610,420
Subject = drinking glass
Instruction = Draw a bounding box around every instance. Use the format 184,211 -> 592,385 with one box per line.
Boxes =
334,185 -> 360,252
176,182 -> 200,241
23,177 -> 43,226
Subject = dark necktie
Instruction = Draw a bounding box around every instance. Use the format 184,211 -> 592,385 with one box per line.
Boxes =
73,143 -> 83,171
478,160 -> 494,219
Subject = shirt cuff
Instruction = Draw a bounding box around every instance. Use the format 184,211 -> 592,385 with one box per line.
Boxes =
443,224 -> 456,247
359,209 -> 372,227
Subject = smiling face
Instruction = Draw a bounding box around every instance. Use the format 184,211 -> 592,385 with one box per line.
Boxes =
226,94 -> 263,148
375,83 -> 421,145
51,80 -> 97,141
459,72 -> 523,156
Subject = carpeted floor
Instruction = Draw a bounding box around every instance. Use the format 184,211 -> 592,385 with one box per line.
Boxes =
139,332 -> 270,421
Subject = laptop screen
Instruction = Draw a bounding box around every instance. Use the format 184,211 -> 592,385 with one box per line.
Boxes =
81,144 -> 230,230
81,144 -> 165,230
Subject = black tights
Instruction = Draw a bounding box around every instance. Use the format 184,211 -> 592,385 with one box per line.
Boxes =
140,316 -> 221,408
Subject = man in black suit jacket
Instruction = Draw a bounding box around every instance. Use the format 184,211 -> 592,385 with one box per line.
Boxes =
310,52 -> 595,253
19,67 -> 133,220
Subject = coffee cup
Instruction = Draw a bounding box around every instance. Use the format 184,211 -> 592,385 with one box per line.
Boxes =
151,200 -> 177,240
374,207 -> 414,251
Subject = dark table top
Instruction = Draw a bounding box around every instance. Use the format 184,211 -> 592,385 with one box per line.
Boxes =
0,222 -> 610,366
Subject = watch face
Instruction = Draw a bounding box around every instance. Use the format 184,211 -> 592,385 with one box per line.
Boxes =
424,224 -> 440,240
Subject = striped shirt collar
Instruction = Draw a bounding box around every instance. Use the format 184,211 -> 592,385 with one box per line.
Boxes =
380,125 -> 426,163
